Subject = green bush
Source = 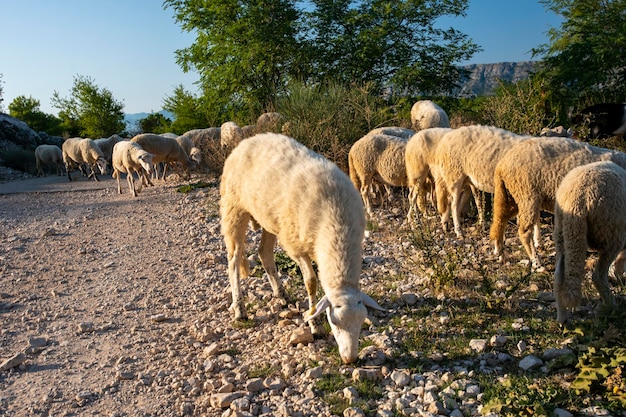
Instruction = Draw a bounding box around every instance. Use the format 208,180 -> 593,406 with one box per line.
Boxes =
0,146 -> 36,175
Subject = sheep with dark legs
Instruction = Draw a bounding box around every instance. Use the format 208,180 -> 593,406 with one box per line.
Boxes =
220,133 -> 384,364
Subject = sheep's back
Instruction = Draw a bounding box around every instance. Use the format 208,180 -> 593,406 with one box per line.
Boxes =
436,125 -> 526,193
221,133 -> 364,257
497,137 -> 623,212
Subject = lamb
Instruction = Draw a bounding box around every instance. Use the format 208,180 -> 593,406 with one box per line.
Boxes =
348,133 -> 409,216
62,137 -> 108,182
553,161 -> 626,324
111,141 -> 155,197
404,127 -> 453,220
490,137 -> 626,268
220,121 -> 244,148
571,102 -> 626,139
220,133 -> 384,364
367,126 -> 415,140
34,144 -> 64,176
433,125 -> 529,237
130,133 -> 191,184
93,134 -> 123,166
410,100 -> 450,131
175,134 -> 202,164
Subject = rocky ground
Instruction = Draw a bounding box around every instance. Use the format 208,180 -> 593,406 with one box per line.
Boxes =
0,170 -> 621,417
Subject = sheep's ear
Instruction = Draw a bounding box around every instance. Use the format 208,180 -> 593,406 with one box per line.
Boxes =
304,296 -> 330,322
361,293 -> 385,311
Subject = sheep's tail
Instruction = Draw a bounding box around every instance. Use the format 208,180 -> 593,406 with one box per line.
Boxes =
348,151 -> 361,191
553,211 -> 585,313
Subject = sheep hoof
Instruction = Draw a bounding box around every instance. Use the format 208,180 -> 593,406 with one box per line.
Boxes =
231,303 -> 247,320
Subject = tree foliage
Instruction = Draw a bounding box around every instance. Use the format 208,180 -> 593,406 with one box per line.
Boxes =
138,112 -> 172,135
51,75 -> 125,138
162,84 -> 213,133
163,0 -> 479,119
0,73 -> 4,112
534,0 -> 626,106
303,0 -> 479,95
8,95 -> 63,135
164,0 -> 302,119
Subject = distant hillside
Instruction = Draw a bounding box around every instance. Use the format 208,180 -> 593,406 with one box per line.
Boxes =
455,61 -> 538,97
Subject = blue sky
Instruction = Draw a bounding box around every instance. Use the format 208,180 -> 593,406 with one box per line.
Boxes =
1,1 -> 562,116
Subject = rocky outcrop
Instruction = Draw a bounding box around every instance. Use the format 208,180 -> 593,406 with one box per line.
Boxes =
0,112 -> 41,150
455,61 -> 538,97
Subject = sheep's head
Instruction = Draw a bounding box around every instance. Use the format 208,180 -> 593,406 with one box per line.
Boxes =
95,158 -> 108,175
306,289 -> 384,364
138,152 -> 155,176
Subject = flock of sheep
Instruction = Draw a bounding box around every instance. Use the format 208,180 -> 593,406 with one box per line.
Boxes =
32,102 -> 626,363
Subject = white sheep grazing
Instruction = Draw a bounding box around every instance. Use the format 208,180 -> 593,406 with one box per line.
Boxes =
34,144 -> 64,176
62,137 -> 108,182
130,133 -> 191,184
490,137 -> 626,268
220,133 -> 384,364
220,121 -> 244,148
433,125 -> 528,237
367,126 -> 415,140
256,112 -> 284,133
93,134 -> 123,166
410,100 -> 450,131
175,134 -> 202,164
553,161 -> 626,324
111,141 -> 155,197
348,133 -> 409,216
404,127 -> 453,220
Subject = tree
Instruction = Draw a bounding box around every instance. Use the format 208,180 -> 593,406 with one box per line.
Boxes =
162,84 -> 212,133
303,0 -> 480,96
8,95 -> 63,135
534,0 -> 626,106
138,112 -> 172,134
51,75 -> 125,138
164,0 -> 302,119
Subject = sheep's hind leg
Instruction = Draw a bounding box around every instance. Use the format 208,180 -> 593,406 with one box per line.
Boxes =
258,230 -> 285,305
223,211 -> 251,320
593,252 -> 618,308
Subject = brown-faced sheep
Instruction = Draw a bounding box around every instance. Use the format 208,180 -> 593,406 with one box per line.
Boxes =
433,125 -> 529,238
62,138 -> 108,182
410,100 -> 450,131
220,133 -> 384,364
35,144 -> 64,176
111,141 -> 155,197
553,161 -> 626,323
490,137 -> 626,268
348,133 -> 408,217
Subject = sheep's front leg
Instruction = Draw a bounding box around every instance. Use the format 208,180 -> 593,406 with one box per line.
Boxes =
258,231 -> 285,303
298,256 -> 325,336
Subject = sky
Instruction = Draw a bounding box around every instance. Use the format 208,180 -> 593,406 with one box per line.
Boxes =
0,1 -> 562,116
